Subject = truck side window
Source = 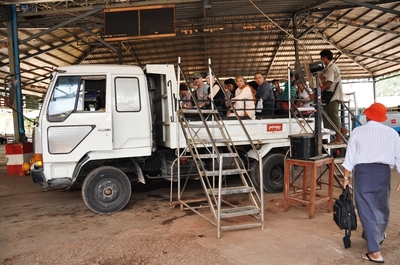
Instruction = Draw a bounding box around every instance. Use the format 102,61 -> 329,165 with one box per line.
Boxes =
115,77 -> 140,112
47,76 -> 80,122
82,78 -> 107,112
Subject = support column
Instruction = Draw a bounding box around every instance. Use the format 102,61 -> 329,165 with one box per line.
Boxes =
7,5 -> 25,142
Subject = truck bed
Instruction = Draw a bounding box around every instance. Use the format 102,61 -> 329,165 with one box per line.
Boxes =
156,112 -> 315,153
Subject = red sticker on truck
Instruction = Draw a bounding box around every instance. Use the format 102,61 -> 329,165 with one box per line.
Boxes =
267,124 -> 283,132
391,119 -> 396,124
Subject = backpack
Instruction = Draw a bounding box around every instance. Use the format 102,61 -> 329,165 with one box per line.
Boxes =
333,185 -> 357,248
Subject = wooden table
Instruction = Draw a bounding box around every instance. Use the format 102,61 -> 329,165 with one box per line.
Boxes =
284,156 -> 334,219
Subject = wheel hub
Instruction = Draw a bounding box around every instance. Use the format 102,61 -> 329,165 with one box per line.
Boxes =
95,180 -> 119,202
104,187 -> 113,196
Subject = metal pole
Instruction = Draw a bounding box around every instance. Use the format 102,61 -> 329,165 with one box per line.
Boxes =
11,5 -> 25,141
288,63 -> 292,135
314,74 -> 322,157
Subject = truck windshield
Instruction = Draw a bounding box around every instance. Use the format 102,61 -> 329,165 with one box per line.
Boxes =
47,76 -> 81,122
47,75 -> 107,122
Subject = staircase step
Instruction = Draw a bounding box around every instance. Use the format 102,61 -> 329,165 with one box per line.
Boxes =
191,138 -> 231,144
220,205 -> 260,218
220,153 -> 240,158
183,123 -> 222,128
323,143 -> 347,149
221,222 -> 263,231
322,130 -> 336,136
181,109 -> 219,114
195,153 -> 219,159
201,168 -> 247,177
334,157 -> 345,163
207,186 -> 254,195
194,153 -> 239,159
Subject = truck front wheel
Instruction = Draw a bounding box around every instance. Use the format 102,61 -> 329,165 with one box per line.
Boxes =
251,153 -> 285,193
82,166 -> 132,214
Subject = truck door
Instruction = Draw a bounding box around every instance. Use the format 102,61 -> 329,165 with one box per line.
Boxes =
111,75 -> 152,150
44,75 -> 112,161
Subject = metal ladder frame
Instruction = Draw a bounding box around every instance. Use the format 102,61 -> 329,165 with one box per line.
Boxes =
170,58 -> 264,238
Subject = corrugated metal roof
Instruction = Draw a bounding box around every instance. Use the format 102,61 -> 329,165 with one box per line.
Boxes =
0,0 -> 400,96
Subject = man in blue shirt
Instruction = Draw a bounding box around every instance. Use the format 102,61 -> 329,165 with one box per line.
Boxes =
254,72 -> 275,115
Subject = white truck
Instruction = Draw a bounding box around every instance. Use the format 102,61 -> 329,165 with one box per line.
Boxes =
30,64 -> 313,214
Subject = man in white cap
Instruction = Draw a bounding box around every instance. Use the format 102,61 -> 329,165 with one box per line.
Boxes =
342,102 -> 400,263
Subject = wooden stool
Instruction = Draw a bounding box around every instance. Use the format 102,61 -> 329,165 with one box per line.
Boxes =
283,156 -> 334,219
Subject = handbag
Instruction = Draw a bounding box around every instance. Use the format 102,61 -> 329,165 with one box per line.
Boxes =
321,82 -> 339,104
333,185 -> 357,248
256,98 -> 263,113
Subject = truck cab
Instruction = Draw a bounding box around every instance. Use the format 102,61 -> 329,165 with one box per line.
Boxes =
31,65 -> 170,213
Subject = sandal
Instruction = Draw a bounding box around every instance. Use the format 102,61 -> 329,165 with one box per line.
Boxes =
379,233 -> 387,245
362,252 -> 384,263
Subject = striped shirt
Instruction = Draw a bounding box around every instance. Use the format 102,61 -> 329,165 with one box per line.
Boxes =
342,121 -> 400,172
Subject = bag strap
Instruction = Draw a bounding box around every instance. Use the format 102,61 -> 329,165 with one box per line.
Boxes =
331,81 -> 339,94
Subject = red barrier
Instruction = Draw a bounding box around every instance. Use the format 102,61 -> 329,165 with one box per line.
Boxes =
6,142 -> 33,176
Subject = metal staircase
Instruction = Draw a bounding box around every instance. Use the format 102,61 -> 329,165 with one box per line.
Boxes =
172,59 -> 264,238
289,96 -> 363,186
319,97 -> 366,185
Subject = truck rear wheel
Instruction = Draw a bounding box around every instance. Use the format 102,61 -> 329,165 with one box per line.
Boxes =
251,153 -> 285,193
82,166 -> 132,214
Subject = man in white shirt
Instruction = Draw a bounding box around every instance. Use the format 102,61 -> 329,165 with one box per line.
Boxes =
342,102 -> 400,263
319,49 -> 347,144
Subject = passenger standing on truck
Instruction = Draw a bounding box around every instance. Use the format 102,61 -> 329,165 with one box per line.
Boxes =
224,78 -> 237,100
206,72 -> 225,110
223,78 -> 237,113
271,79 -> 283,112
227,75 -> 256,119
342,102 -> 400,264
189,80 -> 198,92
296,83 -> 314,116
179,83 -> 194,108
192,73 -> 209,108
271,79 -> 283,95
281,72 -> 297,110
319,49 -> 347,145
254,72 -> 275,115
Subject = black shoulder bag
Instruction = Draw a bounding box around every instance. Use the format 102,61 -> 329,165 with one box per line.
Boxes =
333,185 -> 357,248
321,82 -> 339,104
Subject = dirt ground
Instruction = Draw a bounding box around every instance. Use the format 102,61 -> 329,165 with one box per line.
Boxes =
1,145 -> 400,265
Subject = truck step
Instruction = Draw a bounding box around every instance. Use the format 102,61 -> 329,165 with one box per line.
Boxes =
201,168 -> 247,177
220,205 -> 260,218
207,186 -> 254,195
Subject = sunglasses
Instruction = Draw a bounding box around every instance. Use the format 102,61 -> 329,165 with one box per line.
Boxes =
193,77 -> 200,80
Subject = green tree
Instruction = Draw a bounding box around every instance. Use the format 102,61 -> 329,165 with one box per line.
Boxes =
376,75 -> 400,97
